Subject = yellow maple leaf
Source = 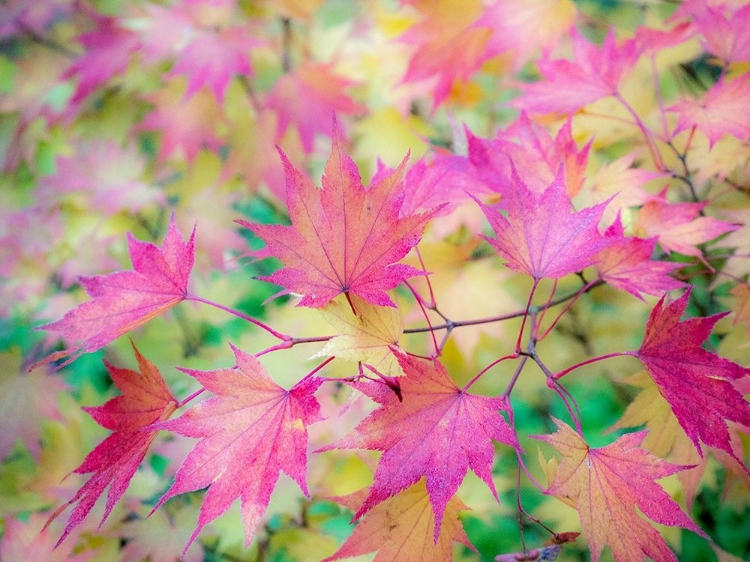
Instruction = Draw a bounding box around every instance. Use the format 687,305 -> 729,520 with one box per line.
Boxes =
313,294 -> 405,377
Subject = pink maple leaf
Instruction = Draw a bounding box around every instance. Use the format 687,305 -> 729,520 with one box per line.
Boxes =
152,345 -> 322,549
0,351 -> 66,460
137,86 -> 223,163
634,193 -> 738,256
687,2 -> 750,64
168,26 -> 256,102
467,114 -> 591,197
35,215 -> 195,370
596,215 -> 686,300
323,354 -> 518,540
240,127 -> 438,308
36,140 -> 164,215
47,343 -> 177,547
265,63 -> 366,153
628,290 -> 750,462
61,15 -> 140,107
669,74 -> 750,147
476,168 -> 613,280
514,28 -> 638,115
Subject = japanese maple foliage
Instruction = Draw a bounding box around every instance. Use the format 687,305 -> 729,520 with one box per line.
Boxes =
46,342 -> 177,547
240,127 -> 438,308
536,418 -> 707,562
4,1 -> 750,561
34,215 -> 195,370
627,291 -> 750,462
152,345 -> 322,549
475,168 -> 612,281
324,353 -> 518,539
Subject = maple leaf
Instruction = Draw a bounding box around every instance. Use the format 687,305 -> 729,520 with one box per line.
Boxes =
313,294 -> 406,378
610,371 -> 750,509
397,0 -> 490,108
731,283 -> 750,338
627,290 -> 750,461
265,63 -> 366,153
686,2 -> 750,64
633,194 -> 737,257
595,214 -> 686,300
513,28 -> 638,115
152,345 -> 323,548
466,113 -> 591,197
48,343 -> 177,547
324,480 -> 472,562
35,215 -> 195,370
0,348 -> 66,460
138,82 -> 224,163
535,418 -> 706,562
324,354 -> 518,539
669,74 -> 750,148
36,140 -> 164,215
241,127 -> 437,308
167,26 -> 256,102
61,14 -> 141,108
0,512 -> 94,562
476,168 -> 612,280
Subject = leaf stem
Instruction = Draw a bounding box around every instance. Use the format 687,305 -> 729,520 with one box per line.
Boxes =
553,351 -> 632,380
187,295 -> 290,340
175,388 -> 206,409
463,352 -> 519,392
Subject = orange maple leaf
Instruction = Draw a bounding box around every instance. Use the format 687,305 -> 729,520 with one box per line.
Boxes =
535,418 -> 706,562
324,479 -> 472,562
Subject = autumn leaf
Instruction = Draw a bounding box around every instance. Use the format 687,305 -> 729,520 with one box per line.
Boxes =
731,283 -> 750,338
669,74 -> 750,147
324,354 -> 518,539
324,479 -> 472,562
535,418 -> 706,562
265,63 -> 366,153
610,371 -> 705,507
167,26 -> 256,102
595,214 -> 686,300
513,28 -> 638,115
35,215 -> 195,371
312,294 -> 406,377
467,114 -> 591,198
47,343 -> 177,547
138,82 -> 224,163
0,348 -> 66,460
61,14 -> 140,107
241,126 -> 437,308
152,345 -> 322,549
476,167 -> 612,280
628,290 -> 750,461
633,194 -> 737,257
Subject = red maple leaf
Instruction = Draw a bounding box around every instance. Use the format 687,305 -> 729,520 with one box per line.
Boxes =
152,345 -> 322,548
36,215 -> 195,370
476,168 -> 612,280
324,354 -> 518,539
47,343 -> 177,546
595,214 -> 686,300
535,418 -> 706,562
628,290 -> 750,462
241,128 -> 437,308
